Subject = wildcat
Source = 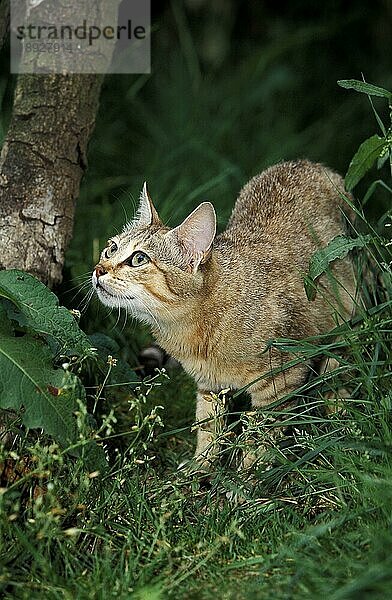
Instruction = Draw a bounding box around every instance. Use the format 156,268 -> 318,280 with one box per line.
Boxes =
92,160 -> 355,469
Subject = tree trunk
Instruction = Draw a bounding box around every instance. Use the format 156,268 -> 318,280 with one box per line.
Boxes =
0,73 -> 103,286
0,0 -> 121,287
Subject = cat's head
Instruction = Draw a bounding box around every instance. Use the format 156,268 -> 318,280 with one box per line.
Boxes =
92,183 -> 216,324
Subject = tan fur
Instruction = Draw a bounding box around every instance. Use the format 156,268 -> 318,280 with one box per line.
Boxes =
92,160 -> 356,467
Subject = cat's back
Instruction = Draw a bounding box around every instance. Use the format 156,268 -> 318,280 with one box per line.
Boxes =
206,159 -> 355,352
224,160 -> 350,245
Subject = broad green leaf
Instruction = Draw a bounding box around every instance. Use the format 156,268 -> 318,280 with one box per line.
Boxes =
345,135 -> 387,191
338,79 -> 392,99
305,235 -> 371,301
0,270 -> 94,359
0,329 -> 106,469
0,331 -> 80,446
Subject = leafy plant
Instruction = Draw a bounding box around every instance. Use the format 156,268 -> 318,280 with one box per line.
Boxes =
338,79 -> 392,190
303,79 -> 392,301
0,270 -> 100,459
0,269 -> 95,358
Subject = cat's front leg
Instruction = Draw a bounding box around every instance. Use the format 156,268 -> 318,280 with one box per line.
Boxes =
193,389 -> 224,469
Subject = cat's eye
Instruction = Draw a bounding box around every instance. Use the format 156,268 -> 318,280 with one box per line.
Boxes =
126,251 -> 150,267
104,241 -> 118,259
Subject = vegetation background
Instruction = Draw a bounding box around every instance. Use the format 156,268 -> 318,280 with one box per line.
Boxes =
0,1 -> 391,598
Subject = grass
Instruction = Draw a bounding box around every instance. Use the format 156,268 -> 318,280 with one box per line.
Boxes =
1,330 -> 392,600
1,3 -> 392,599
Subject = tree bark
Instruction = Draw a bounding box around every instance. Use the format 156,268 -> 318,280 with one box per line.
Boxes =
0,0 -> 121,287
0,73 -> 103,286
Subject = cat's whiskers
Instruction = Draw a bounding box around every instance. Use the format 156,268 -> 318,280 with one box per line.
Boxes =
67,280 -> 92,300
62,271 -> 93,296
155,299 -> 177,324
68,271 -> 92,283
119,290 -> 164,334
65,274 -> 94,308
78,288 -> 95,314
113,306 -> 123,330
67,278 -> 91,293
96,285 -> 133,331
114,306 -> 127,333
141,303 -> 164,333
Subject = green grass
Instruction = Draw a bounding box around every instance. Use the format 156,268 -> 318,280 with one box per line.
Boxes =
1,326 -> 392,600
1,3 -> 392,599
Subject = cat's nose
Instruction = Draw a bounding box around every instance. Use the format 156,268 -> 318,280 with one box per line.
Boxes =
95,264 -> 107,279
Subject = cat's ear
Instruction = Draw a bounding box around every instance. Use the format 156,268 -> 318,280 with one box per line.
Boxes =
167,202 -> 216,272
135,182 -> 161,226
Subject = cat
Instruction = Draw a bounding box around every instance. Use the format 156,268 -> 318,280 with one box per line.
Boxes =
92,160 -> 356,469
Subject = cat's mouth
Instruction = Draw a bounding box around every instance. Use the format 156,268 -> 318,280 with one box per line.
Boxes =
96,281 -> 134,301
97,284 -> 115,297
